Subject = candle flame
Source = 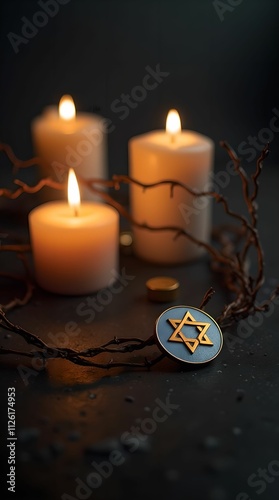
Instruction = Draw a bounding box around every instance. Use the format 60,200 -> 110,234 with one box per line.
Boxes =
166,109 -> 181,141
68,169 -> 80,215
59,95 -> 76,121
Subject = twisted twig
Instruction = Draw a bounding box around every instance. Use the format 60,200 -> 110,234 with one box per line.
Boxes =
0,140 -> 276,370
0,142 -> 40,172
0,288 -> 217,368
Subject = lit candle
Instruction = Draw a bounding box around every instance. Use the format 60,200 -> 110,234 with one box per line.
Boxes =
29,170 -> 119,295
129,109 -> 214,264
31,95 -> 108,200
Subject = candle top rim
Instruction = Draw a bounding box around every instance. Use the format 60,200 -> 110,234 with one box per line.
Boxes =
41,107 -> 103,120
32,109 -> 104,134
130,130 -> 214,152
29,201 -> 118,227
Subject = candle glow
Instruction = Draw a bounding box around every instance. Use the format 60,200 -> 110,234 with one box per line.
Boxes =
32,95 -> 108,201
59,95 -> 76,121
129,109 -> 214,264
68,168 -> 80,215
29,194 -> 119,295
166,109 -> 181,142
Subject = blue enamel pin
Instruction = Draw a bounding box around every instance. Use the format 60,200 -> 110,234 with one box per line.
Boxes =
155,306 -> 223,364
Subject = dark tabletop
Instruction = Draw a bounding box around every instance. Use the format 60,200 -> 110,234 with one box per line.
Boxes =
0,166 -> 279,500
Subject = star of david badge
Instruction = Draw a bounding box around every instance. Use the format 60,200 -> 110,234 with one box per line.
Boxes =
155,306 -> 223,364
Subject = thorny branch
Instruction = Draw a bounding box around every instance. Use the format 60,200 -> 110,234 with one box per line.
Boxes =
0,241 -> 33,311
0,289 -> 215,369
0,140 -> 277,369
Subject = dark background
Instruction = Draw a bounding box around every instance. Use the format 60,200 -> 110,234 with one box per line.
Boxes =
1,2 -> 279,500
0,0 -> 279,178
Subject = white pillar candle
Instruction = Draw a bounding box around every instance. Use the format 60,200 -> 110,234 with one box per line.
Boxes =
29,169 -> 119,295
31,95 -> 108,200
129,110 -> 214,264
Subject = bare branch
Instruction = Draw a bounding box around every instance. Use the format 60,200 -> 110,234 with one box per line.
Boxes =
0,142 -> 40,173
199,288 -> 215,310
0,141 -> 275,370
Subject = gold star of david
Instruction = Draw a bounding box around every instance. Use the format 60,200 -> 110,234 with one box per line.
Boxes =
168,311 -> 213,354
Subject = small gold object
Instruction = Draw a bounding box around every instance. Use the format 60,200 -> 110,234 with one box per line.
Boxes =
146,276 -> 180,303
119,231 -> 133,255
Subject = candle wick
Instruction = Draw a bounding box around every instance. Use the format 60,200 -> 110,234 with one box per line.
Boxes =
74,207 -> 78,217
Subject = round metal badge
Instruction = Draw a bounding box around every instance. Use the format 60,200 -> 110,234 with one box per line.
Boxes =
155,306 -> 223,364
